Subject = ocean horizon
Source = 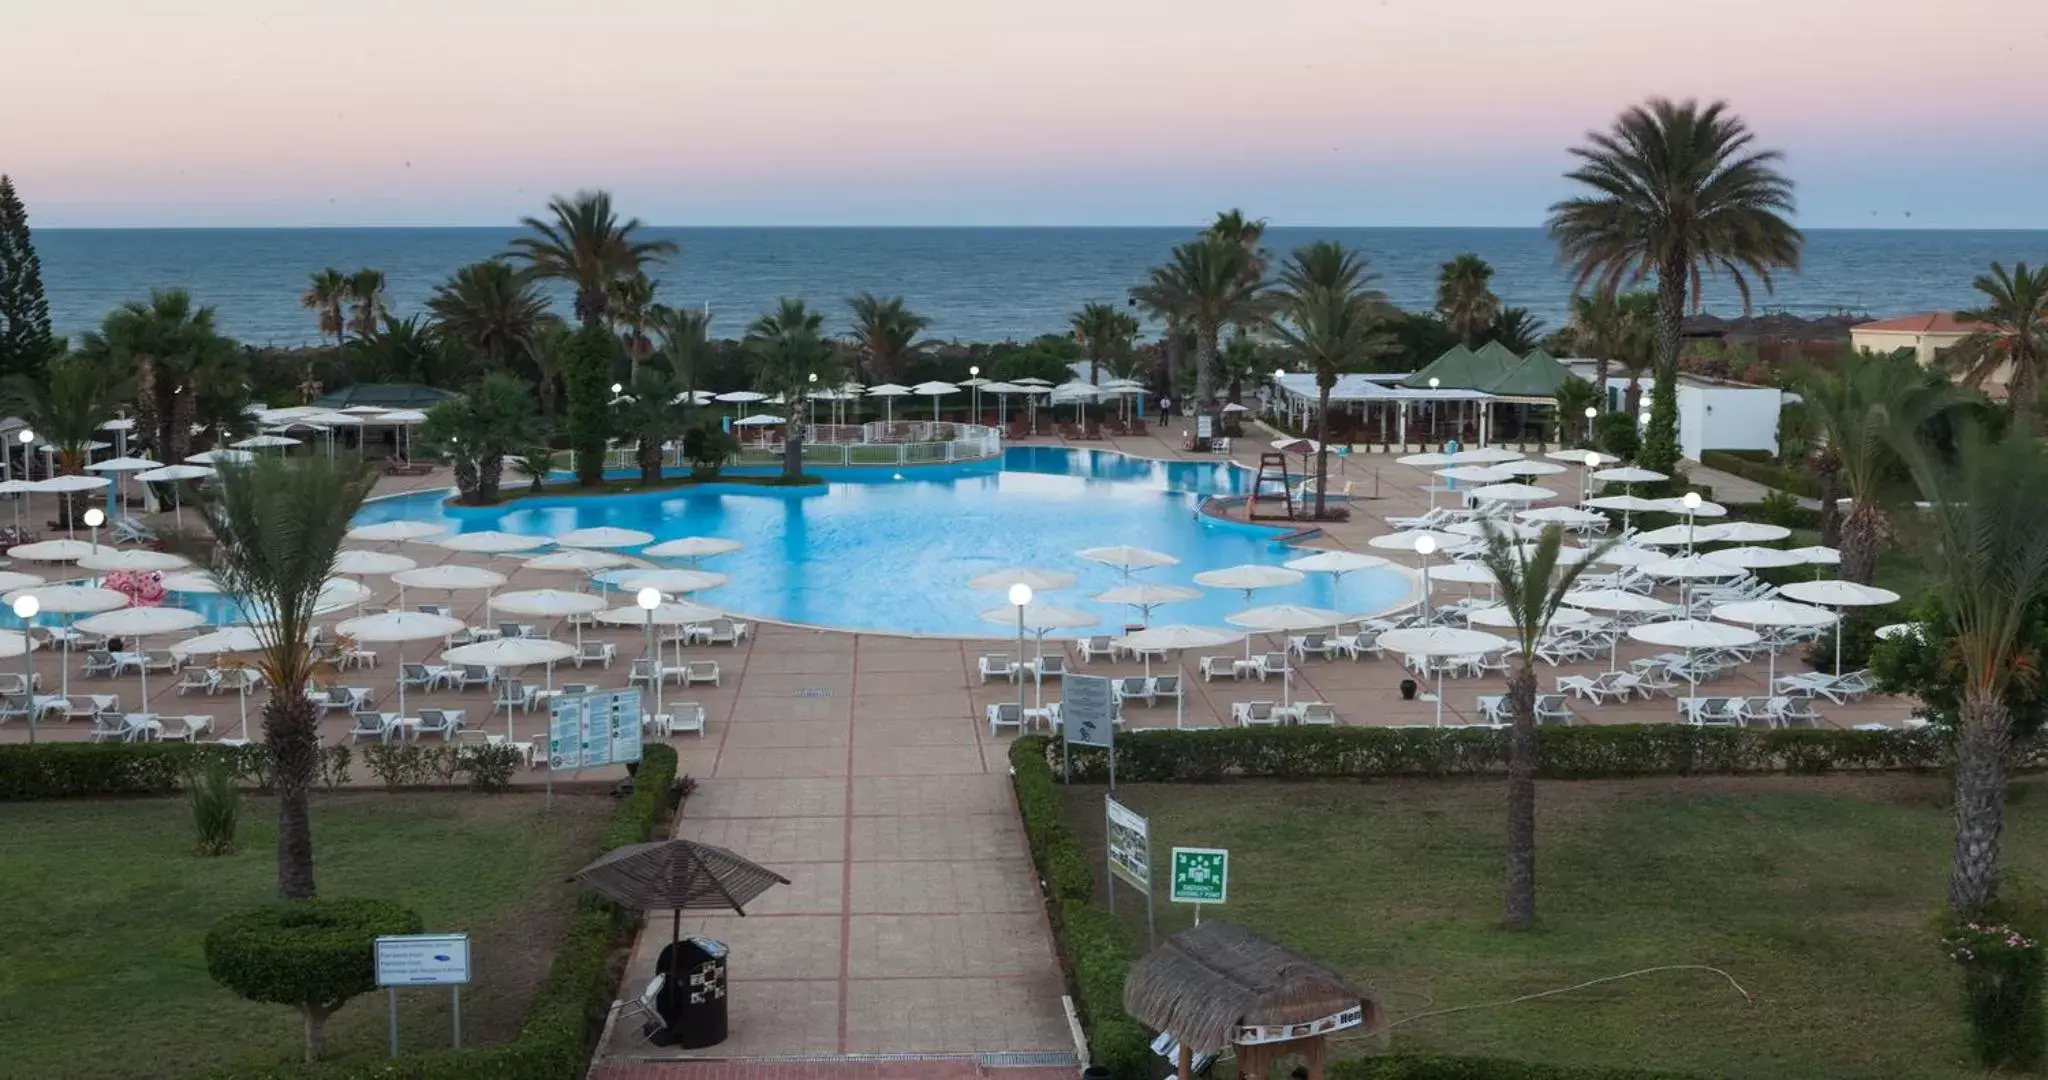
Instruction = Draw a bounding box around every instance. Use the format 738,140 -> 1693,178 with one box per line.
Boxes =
33,225 -> 2048,349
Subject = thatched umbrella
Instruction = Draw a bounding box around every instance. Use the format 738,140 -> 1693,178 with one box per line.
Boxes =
1125,923 -> 1380,1080
573,839 -> 790,949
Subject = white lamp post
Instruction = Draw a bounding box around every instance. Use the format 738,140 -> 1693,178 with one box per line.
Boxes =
1583,404 -> 1597,441
1682,490 -> 1703,553
1008,582 -> 1032,714
636,587 -> 662,723
969,365 -> 981,423
1415,535 -> 1437,624
1584,447 -> 1601,501
11,594 -> 37,743
83,507 -> 105,551
10,428 -> 32,534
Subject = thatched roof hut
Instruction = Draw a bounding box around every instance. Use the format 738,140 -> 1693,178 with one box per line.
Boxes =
1123,923 -> 1380,1056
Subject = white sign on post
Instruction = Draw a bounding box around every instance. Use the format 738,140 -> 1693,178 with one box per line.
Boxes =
1105,796 -> 1151,890
1063,674 -> 1115,749
549,689 -> 644,771
375,934 -> 471,987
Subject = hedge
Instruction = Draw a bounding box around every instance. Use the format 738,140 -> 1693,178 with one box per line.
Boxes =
1043,724 -> 1962,785
1009,737 -> 1707,1080
1699,449 -> 1820,499
0,742 -> 525,801
182,742 -> 679,1080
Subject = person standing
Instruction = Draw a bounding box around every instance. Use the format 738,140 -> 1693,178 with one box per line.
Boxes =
1159,395 -> 1173,421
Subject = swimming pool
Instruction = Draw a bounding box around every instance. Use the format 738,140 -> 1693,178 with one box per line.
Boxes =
351,447 -> 1416,638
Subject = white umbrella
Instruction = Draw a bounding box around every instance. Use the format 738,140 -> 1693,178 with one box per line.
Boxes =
332,549 -> 418,576
1376,626 -> 1512,726
642,537 -> 742,562
347,520 -> 447,543
5,583 -> 125,697
593,599 -> 724,627
76,605 -> 207,710
733,414 -> 785,427
1447,519 -> 1541,541
442,637 -> 579,723
1465,604 -> 1598,630
603,568 -> 729,595
912,381 -> 959,422
867,383 -> 912,425
1468,483 -> 1556,504
554,527 -> 654,550
1627,619 -> 1763,707
969,567 -> 1077,592
336,611 -> 468,715
76,548 -> 191,573
1283,550 -> 1391,578
525,549 -> 638,573
134,463 -> 213,529
1643,555 -> 1748,581
1436,465 -> 1513,484
1011,377 -> 1054,387
85,455 -> 162,520
1113,624 -> 1244,727
1428,561 -> 1502,586
1653,496 -> 1728,518
1398,452 -> 1456,467
1221,402 -> 1251,415
1711,599 -> 1837,685
234,579 -> 373,626
1225,604 -> 1352,701
1875,622 -> 1926,641
1590,544 -> 1663,567
1779,579 -> 1903,674
1704,546 -> 1807,570
0,571 -> 44,594
1366,530 -> 1472,554
1495,460 -> 1569,477
1092,583 -> 1201,626
1192,564 -> 1305,602
1593,466 -> 1668,483
1505,542 -> 1589,566
715,390 -> 767,403
1788,546 -> 1842,567
170,627 -> 276,740
390,565 -> 507,618
35,474 -> 110,493
491,587 -> 610,647
1707,521 -> 1793,544
9,539 -> 99,561
1076,546 -> 1179,577
1583,493 -> 1663,531
1517,506 -> 1608,528
232,434 -> 300,450
160,572 -> 224,594
1634,523 -> 1726,547
432,530 -> 552,554
1561,587 -> 1682,670
187,448 -> 256,466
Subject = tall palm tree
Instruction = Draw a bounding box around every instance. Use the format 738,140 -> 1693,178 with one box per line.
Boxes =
613,369 -> 692,486
1278,241 -> 1368,296
746,299 -> 835,480
74,289 -> 237,465
527,320 -> 573,422
1132,237 -> 1263,409
299,269 -> 348,345
1946,261 -> 2048,431
507,191 -> 677,331
420,373 -> 543,503
1475,521 -> 1612,929
1070,302 -> 1136,386
1490,308 -> 1546,354
195,455 -> 377,900
1,353 -> 124,525
1435,254 -> 1501,345
609,272 -> 659,381
1794,351 -> 1959,584
651,305 -> 713,396
1205,209 -> 1273,336
345,269 -> 387,341
847,293 -> 930,384
1567,288 -> 1656,407
1271,250 -> 1393,518
1894,429 -> 2048,917
426,260 -> 551,373
1548,98 -> 1803,474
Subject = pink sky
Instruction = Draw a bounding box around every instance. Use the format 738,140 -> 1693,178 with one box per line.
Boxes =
6,0 -> 2044,227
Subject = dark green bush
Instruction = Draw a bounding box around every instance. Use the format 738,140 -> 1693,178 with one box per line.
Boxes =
0,742 -> 516,801
1593,411 -> 1638,460
1945,919 -> 2046,1071
188,757 -> 242,856
205,898 -> 425,1062
1699,449 -> 1821,499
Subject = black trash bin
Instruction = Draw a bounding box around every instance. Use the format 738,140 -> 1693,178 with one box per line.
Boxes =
654,936 -> 729,1048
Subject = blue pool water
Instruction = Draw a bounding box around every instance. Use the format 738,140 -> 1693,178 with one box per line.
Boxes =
351,447 -> 1413,638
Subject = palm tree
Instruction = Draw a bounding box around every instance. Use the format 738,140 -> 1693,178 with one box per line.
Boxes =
507,191 -> 677,331
426,260 -> 551,373
1071,302 -> 1137,386
651,305 -> 713,395
1475,521 -> 1612,929
345,269 -> 387,340
299,269 -> 348,345
527,320 -> 573,422
1278,241 -> 1369,296
350,314 -> 472,388
1567,288 -> 1656,407
848,294 -> 930,384
74,289 -> 237,465
195,455 -> 377,900
1946,261 -> 2048,430
1794,351 -> 1959,584
1894,429 -> 2048,917
1435,254 -> 1501,345
613,369 -> 692,486
1132,237 -> 1263,409
420,373 -> 544,503
1548,98 -> 1803,473
1,354 -> 124,525
746,299 -> 835,480
609,272 -> 659,381
1271,251 -> 1393,518
1205,209 -> 1273,335
1490,308 -> 1546,354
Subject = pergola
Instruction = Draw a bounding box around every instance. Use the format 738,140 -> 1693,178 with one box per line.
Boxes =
1271,373 -> 1493,444
1124,922 -> 1381,1080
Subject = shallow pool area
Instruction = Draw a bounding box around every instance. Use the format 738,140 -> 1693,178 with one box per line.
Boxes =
352,447 -> 1414,638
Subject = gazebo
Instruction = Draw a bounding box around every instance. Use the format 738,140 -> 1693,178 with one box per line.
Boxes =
1124,923 -> 1380,1080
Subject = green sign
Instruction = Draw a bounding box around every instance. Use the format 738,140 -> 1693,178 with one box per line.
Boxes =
1169,847 -> 1228,905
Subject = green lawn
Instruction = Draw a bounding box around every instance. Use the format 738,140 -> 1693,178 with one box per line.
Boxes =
0,792 -> 614,1079
1064,775 -> 2037,1080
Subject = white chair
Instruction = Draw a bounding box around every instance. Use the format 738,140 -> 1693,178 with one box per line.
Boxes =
1255,653 -> 1290,681
1112,676 -> 1153,707
628,658 -> 660,687
619,973 -> 666,1040
1296,701 -> 1337,726
347,710 -> 392,743
978,653 -> 1017,684
81,650 -> 117,678
1198,656 -> 1239,681
682,661 -> 720,687
176,668 -> 219,696
666,703 -> 708,737
703,618 -> 745,646
414,709 -> 459,740
1078,636 -> 1118,664
1287,633 -> 1336,662
1029,654 -> 1069,679
142,650 -> 183,675
399,664 -> 439,694
1150,675 -> 1183,705
453,664 -> 494,692
1475,695 -> 1508,726
986,701 -> 1024,735
493,680 -> 539,714
1534,694 -> 1575,725
157,715 -> 212,742
576,642 -> 617,669
1335,632 -> 1382,660
1231,700 -> 1279,726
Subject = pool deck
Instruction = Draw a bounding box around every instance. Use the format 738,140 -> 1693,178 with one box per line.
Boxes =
0,433 -> 1912,1077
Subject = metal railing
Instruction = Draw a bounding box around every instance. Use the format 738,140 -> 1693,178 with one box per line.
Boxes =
727,423 -> 1002,469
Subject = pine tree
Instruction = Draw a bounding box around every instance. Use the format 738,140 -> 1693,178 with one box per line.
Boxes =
0,176 -> 55,381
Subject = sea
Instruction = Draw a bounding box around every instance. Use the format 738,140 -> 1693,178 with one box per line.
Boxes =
31,226 -> 2048,348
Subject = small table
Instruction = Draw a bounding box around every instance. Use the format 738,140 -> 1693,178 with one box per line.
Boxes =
1231,659 -> 1260,680
124,713 -> 162,741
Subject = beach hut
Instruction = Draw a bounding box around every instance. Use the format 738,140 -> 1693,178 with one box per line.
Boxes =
1124,923 -> 1380,1080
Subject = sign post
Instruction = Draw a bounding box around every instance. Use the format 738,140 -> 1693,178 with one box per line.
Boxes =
549,689 -> 645,806
375,933 -> 472,1056
1062,673 -> 1114,787
1105,795 -> 1156,948
1169,847 -> 1229,925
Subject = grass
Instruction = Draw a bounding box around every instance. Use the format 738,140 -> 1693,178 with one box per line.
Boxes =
1062,774 -> 2048,1079
0,792 -> 614,1079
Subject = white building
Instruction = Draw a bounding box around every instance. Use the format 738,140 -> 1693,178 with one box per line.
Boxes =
1580,365 -> 1785,462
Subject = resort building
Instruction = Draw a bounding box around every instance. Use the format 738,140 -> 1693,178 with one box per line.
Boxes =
1850,311 -> 1992,372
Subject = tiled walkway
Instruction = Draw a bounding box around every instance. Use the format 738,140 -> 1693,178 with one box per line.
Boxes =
600,632 -> 1076,1067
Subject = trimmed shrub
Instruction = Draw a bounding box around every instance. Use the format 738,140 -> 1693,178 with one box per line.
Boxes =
0,743 -> 512,801
1593,411 -> 1638,461
1700,449 -> 1821,499
188,757 -> 242,856
562,326 -> 616,487
1945,920 -> 2046,1070
205,898 -> 425,1062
